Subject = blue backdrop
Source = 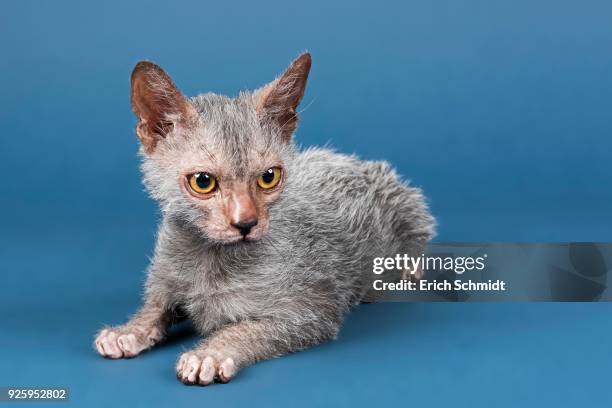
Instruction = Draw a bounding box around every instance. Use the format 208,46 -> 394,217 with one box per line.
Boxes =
1,1 -> 611,407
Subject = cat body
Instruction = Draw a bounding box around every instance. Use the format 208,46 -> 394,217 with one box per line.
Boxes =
95,53 -> 434,385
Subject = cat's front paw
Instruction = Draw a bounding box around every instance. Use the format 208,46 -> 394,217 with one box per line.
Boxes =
176,351 -> 237,385
94,326 -> 162,359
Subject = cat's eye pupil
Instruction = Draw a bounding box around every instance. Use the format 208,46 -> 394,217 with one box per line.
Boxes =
195,173 -> 211,189
262,169 -> 275,184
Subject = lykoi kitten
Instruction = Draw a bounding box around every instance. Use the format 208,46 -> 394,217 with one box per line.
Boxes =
94,53 -> 435,385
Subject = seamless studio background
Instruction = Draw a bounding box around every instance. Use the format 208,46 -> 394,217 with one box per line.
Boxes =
1,1 -> 612,407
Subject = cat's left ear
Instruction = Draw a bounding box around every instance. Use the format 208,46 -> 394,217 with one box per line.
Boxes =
257,53 -> 312,142
131,61 -> 198,154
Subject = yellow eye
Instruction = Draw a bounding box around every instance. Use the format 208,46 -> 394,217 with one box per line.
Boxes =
257,167 -> 282,190
188,172 -> 217,194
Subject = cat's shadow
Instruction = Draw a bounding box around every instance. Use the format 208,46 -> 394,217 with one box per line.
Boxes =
156,320 -> 199,350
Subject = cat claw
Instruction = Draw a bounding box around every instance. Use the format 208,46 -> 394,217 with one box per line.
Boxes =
176,352 -> 236,385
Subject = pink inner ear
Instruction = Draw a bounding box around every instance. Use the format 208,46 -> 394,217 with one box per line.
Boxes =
130,61 -> 195,153
257,53 -> 312,141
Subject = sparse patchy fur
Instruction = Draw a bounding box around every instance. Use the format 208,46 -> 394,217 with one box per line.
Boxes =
94,53 -> 435,385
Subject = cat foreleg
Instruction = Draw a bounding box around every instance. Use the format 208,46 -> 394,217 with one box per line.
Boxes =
94,299 -> 172,358
176,318 -> 337,385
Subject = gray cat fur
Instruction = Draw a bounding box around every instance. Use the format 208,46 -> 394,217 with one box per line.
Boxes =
95,53 -> 435,385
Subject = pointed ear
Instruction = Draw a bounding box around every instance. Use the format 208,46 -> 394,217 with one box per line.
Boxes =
257,53 -> 312,142
130,61 -> 197,153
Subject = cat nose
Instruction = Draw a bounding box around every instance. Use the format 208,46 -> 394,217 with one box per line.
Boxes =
231,219 -> 258,236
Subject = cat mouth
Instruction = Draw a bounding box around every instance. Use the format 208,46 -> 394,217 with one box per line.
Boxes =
218,234 -> 259,244
241,235 -> 260,243
204,225 -> 267,244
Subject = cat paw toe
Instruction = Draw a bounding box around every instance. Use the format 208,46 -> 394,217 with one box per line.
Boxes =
176,352 -> 236,386
94,326 -> 159,359
95,329 -> 123,358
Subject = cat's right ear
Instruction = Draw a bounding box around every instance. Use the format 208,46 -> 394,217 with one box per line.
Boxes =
130,61 -> 197,154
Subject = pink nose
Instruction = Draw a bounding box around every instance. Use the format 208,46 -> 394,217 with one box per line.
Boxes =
226,191 -> 258,235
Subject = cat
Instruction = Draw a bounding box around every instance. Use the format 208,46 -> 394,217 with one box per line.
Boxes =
94,53 -> 435,385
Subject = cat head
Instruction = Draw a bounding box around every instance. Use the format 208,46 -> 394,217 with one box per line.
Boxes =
131,53 -> 311,244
